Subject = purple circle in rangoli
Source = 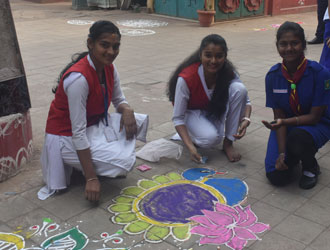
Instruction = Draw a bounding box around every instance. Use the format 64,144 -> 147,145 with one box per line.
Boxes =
140,184 -> 218,223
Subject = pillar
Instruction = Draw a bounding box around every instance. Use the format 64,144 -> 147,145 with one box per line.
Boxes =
0,0 -> 33,182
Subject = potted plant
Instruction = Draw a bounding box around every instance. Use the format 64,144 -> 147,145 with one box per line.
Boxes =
197,0 -> 216,27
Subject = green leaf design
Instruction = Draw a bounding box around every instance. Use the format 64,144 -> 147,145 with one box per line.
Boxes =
43,218 -> 53,223
108,204 -> 132,213
145,226 -> 170,242
124,220 -> 151,234
113,195 -> 135,204
113,212 -> 137,224
138,180 -> 158,189
153,175 -> 171,184
122,187 -> 144,197
167,172 -> 182,181
172,225 -> 190,241
41,227 -> 88,250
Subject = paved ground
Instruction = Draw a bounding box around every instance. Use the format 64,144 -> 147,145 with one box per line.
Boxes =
1,1 -> 330,249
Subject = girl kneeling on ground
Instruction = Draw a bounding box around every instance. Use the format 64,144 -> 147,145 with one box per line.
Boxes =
167,34 -> 252,163
39,20 -> 148,201
263,21 -> 330,189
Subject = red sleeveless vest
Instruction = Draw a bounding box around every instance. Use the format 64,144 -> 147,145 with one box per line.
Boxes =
46,56 -> 114,136
178,63 -> 209,110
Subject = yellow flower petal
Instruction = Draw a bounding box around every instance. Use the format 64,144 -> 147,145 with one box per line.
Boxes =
145,226 -> 170,243
153,175 -> 171,184
124,220 -> 151,234
122,187 -> 144,197
108,204 -> 132,213
113,212 -> 137,224
172,225 -> 191,241
138,180 -> 158,189
167,172 -> 182,181
113,195 -> 135,204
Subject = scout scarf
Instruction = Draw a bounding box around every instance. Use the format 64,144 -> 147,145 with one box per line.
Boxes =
281,57 -> 307,115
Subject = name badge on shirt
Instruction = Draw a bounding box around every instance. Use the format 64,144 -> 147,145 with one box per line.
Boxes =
104,126 -> 118,142
273,89 -> 288,94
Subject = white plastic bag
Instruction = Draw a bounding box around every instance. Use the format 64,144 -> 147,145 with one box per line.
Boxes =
136,138 -> 183,162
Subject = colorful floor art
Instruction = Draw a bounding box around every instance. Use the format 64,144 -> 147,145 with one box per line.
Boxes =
108,168 -> 269,249
116,20 -> 168,28
0,218 -> 124,250
0,233 -> 25,249
0,168 -> 269,250
190,203 -> 270,249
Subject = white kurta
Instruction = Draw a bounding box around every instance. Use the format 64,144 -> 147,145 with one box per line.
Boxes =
38,55 -> 148,200
172,65 -> 250,148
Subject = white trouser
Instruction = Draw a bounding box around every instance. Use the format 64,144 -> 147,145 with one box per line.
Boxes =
40,113 -> 148,191
186,81 -> 248,148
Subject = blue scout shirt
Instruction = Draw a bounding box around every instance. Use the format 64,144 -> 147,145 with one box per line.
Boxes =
264,60 -> 330,172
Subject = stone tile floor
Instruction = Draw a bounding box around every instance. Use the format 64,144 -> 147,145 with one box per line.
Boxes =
1,1 -> 330,249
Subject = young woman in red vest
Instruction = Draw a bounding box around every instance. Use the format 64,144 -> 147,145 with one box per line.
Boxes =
263,21 -> 330,189
39,20 -> 148,202
167,34 -> 252,163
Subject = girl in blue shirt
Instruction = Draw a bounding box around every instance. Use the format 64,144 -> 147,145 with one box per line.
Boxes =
263,21 -> 330,189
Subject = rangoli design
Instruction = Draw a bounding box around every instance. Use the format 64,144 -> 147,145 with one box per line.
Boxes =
119,29 -> 156,37
67,20 -> 94,25
0,218 -> 124,250
190,203 -> 270,250
108,168 -> 249,243
116,19 -> 168,28
0,169 -> 269,249
0,233 -> 25,249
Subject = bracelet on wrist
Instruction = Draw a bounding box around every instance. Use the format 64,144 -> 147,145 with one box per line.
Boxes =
241,117 -> 251,124
86,177 -> 98,182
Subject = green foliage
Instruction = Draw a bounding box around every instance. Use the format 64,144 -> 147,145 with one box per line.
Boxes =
204,0 -> 213,10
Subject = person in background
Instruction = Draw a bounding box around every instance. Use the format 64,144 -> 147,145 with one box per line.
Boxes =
263,21 -> 330,189
167,34 -> 252,163
39,20 -> 148,202
308,0 -> 328,44
319,0 -> 330,69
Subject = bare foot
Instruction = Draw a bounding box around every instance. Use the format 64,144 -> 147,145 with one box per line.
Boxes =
223,137 -> 241,162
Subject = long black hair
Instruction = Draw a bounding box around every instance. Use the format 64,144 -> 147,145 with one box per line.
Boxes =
276,21 -> 307,50
167,34 -> 236,120
52,20 -> 121,93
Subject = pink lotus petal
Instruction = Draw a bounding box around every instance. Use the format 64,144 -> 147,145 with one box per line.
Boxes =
226,236 -> 248,250
191,225 -> 230,237
247,222 -> 270,233
234,205 -> 248,224
234,227 -> 257,240
215,225 -> 231,234
215,203 -> 239,222
202,210 -> 234,226
190,215 -> 216,228
199,230 -> 234,245
237,206 -> 257,227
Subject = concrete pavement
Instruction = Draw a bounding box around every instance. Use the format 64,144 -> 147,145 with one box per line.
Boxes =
1,1 -> 330,249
